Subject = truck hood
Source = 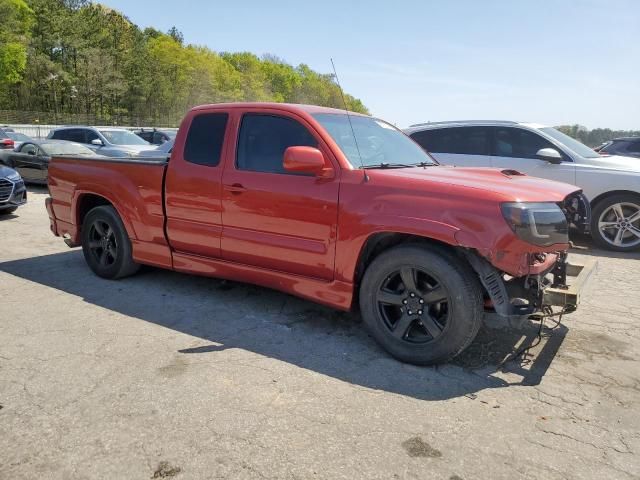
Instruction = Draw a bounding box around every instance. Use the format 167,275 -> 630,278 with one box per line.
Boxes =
372,165 -> 580,202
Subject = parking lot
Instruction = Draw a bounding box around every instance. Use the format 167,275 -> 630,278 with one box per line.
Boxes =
1,188 -> 639,479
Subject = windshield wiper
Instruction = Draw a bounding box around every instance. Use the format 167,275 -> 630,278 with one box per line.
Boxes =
360,163 -> 415,169
411,161 -> 438,167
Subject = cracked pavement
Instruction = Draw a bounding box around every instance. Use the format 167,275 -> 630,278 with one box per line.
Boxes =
1,189 -> 639,479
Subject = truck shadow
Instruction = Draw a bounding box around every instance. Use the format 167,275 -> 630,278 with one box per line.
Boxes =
0,250 -> 568,401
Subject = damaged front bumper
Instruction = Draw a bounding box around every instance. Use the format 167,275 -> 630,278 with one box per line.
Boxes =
466,251 -> 597,323
541,257 -> 597,311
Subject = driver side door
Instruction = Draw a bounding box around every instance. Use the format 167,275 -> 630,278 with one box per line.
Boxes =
220,111 -> 340,281
489,127 -> 576,185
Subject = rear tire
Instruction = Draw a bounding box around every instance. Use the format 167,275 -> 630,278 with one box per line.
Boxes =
590,194 -> 640,252
359,244 -> 483,365
81,205 -> 140,279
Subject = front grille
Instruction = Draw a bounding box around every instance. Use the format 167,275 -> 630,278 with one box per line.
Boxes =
0,178 -> 13,202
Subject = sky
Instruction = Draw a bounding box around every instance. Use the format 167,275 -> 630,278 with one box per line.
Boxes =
100,0 -> 640,130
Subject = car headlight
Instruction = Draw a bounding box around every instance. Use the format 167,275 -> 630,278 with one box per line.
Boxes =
501,202 -> 568,246
6,171 -> 21,181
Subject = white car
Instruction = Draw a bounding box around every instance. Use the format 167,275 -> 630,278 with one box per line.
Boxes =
405,121 -> 640,252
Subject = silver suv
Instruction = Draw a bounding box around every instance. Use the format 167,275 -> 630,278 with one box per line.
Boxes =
47,126 -> 150,157
405,120 -> 640,251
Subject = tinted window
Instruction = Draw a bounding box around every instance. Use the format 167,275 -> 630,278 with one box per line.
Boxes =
183,113 -> 228,166
411,127 -> 490,155
237,114 -> 317,174
493,127 -> 556,159
53,129 -> 86,143
626,141 -> 640,153
86,130 -> 99,143
137,131 -> 153,142
153,132 -> 167,144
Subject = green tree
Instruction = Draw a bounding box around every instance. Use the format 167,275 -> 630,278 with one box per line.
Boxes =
0,0 -> 34,102
1,0 -> 369,124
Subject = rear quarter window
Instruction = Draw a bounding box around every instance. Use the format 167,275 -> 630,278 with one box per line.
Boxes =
183,113 -> 229,166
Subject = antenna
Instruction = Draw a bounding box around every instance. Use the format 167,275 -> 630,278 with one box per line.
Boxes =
330,58 -> 368,182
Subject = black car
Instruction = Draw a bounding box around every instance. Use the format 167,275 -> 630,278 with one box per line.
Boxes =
596,137 -> 640,158
0,140 -> 96,184
0,165 -> 27,214
134,128 -> 177,145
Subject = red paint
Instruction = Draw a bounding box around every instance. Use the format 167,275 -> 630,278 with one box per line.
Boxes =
46,102 -> 581,311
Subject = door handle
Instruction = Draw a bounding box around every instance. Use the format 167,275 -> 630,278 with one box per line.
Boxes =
225,183 -> 247,194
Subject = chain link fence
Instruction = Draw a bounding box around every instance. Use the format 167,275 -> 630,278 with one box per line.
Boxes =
0,111 -> 179,139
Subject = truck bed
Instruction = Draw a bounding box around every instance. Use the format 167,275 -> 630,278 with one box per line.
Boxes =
47,155 -> 173,268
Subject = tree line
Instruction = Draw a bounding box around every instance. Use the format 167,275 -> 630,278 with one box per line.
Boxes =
555,125 -> 640,147
0,0 -> 369,126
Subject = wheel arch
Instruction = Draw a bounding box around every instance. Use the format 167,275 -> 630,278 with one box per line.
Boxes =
353,232 -> 460,290
590,190 -> 640,209
74,193 -> 135,240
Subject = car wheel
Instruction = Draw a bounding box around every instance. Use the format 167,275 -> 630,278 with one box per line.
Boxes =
0,206 -> 18,215
591,194 -> 640,252
359,244 -> 483,365
81,205 -> 140,279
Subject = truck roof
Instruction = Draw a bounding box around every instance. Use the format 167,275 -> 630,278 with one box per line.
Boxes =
191,102 -> 367,116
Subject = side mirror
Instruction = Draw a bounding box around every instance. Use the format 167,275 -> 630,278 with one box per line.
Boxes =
283,146 -> 332,177
27,150 -> 36,156
91,138 -> 104,146
536,148 -> 563,164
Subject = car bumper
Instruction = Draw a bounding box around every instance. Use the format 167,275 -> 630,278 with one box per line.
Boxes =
46,196 -> 79,246
0,179 -> 27,209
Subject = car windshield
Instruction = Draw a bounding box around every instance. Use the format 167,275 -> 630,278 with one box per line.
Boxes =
7,132 -> 31,141
313,113 -> 436,167
100,129 -> 149,145
540,127 -> 600,158
41,142 -> 95,155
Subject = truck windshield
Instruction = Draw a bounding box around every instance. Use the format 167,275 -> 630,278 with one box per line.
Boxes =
313,113 -> 436,168
100,130 -> 149,145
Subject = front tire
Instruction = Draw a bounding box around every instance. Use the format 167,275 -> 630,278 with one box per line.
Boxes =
0,206 -> 18,215
81,205 -> 140,279
590,194 -> 640,252
359,244 -> 483,365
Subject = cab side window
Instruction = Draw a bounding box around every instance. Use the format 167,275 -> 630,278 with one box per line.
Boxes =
492,127 -> 557,159
236,114 -> 317,174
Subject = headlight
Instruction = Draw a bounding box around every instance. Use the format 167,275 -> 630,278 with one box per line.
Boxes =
501,202 -> 568,246
6,171 -> 21,181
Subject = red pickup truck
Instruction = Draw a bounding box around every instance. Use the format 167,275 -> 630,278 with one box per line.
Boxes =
45,103 -> 592,365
